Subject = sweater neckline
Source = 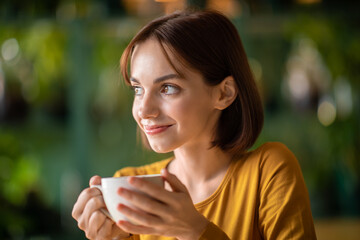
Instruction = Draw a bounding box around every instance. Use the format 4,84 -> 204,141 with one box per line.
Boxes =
162,155 -> 239,209
193,158 -> 237,209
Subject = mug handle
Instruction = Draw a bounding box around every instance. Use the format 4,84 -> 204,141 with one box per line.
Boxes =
91,185 -> 115,222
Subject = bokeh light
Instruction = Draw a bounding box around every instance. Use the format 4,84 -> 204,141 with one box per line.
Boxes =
317,99 -> 336,126
1,38 -> 20,62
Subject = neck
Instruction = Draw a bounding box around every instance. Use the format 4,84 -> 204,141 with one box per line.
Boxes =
171,143 -> 233,184
167,143 -> 233,204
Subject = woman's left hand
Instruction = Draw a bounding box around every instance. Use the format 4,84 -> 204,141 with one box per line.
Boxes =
116,168 -> 209,240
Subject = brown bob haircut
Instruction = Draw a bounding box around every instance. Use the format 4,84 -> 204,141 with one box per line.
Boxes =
120,10 -> 263,155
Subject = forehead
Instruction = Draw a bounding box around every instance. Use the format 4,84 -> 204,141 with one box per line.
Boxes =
130,38 -> 205,83
131,39 -> 175,74
132,39 -> 201,80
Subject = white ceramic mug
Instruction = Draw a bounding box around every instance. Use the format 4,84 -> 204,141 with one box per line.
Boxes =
91,174 -> 164,224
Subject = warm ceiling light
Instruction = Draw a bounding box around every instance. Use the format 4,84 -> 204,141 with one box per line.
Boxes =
296,0 -> 322,4
155,0 -> 178,2
154,0 -> 186,14
207,0 -> 242,17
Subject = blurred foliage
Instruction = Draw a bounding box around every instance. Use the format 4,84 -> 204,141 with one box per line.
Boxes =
0,133 -> 39,206
0,22 -> 67,124
283,14 -> 360,216
0,132 -> 62,239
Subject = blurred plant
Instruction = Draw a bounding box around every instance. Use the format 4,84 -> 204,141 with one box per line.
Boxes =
91,23 -> 134,122
0,21 -> 67,123
283,14 -> 360,216
0,132 -> 39,237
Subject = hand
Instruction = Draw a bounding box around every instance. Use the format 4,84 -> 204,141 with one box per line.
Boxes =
116,169 -> 209,240
72,175 -> 130,240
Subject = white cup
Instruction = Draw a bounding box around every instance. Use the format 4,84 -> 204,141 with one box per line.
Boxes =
91,174 -> 164,224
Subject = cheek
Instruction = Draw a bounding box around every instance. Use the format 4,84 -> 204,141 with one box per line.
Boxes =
163,99 -> 190,117
164,98 -> 202,126
132,101 -> 140,123
178,97 -> 214,125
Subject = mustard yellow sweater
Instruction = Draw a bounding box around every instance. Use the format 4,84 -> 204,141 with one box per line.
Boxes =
114,142 -> 316,240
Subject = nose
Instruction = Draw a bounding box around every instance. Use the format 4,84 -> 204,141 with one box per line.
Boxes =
137,93 -> 159,119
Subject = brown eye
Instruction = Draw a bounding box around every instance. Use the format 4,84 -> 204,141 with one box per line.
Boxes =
133,86 -> 143,96
161,84 -> 179,95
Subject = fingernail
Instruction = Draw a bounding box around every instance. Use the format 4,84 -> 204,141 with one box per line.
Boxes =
129,176 -> 141,185
118,187 -> 125,195
117,203 -> 123,210
118,220 -> 128,225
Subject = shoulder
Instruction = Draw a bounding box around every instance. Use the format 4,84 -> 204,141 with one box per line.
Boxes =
251,143 -> 316,238
113,158 -> 172,177
249,142 -> 304,190
234,142 -> 302,184
255,142 -> 295,158
252,142 -> 299,170
232,141 -> 301,177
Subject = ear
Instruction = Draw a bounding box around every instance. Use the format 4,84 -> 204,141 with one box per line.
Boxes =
214,76 -> 237,110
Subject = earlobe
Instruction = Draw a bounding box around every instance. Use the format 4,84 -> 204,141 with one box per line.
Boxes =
214,76 -> 237,110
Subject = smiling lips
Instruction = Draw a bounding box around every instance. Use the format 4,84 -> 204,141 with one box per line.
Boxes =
143,125 -> 172,135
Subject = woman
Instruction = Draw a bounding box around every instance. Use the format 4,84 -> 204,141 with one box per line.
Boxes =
72,10 -> 316,240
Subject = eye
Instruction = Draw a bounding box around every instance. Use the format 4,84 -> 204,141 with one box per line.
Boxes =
161,84 -> 180,95
132,86 -> 144,96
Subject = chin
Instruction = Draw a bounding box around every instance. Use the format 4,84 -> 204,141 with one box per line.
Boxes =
149,142 -> 175,154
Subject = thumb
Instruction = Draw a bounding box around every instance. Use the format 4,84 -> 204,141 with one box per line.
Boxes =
161,168 -> 188,193
89,175 -> 102,186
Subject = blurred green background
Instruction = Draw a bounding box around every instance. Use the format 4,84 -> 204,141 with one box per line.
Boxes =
0,0 -> 359,239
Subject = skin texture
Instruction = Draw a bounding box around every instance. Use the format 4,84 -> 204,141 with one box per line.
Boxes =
130,40 -> 221,154
72,38 -> 237,239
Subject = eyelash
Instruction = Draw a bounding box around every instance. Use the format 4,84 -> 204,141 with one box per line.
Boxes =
160,84 -> 180,95
131,84 -> 180,96
131,86 -> 143,96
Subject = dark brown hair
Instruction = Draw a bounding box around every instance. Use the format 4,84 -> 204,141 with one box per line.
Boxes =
120,10 -> 263,154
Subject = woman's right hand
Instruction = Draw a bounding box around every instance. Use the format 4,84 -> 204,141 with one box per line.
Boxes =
72,175 -> 131,240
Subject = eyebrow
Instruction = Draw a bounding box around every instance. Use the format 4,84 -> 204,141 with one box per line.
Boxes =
130,73 -> 180,84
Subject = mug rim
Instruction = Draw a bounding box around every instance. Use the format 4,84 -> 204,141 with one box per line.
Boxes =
101,174 -> 162,181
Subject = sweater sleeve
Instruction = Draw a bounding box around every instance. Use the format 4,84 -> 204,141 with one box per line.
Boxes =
258,143 -> 316,239
199,222 -> 230,240
121,234 -> 140,240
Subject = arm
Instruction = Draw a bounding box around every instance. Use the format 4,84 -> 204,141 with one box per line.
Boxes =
258,143 -> 316,239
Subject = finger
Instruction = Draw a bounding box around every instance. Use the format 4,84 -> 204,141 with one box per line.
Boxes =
82,195 -> 106,229
97,217 -> 114,237
117,220 -> 156,235
111,222 -> 132,239
117,203 -> 163,227
118,187 -> 169,216
127,177 -> 174,204
86,210 -> 106,239
72,187 -> 102,220
161,168 -> 188,193
89,175 -> 102,186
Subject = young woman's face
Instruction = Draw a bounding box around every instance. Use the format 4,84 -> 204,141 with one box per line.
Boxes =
130,39 -> 221,153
